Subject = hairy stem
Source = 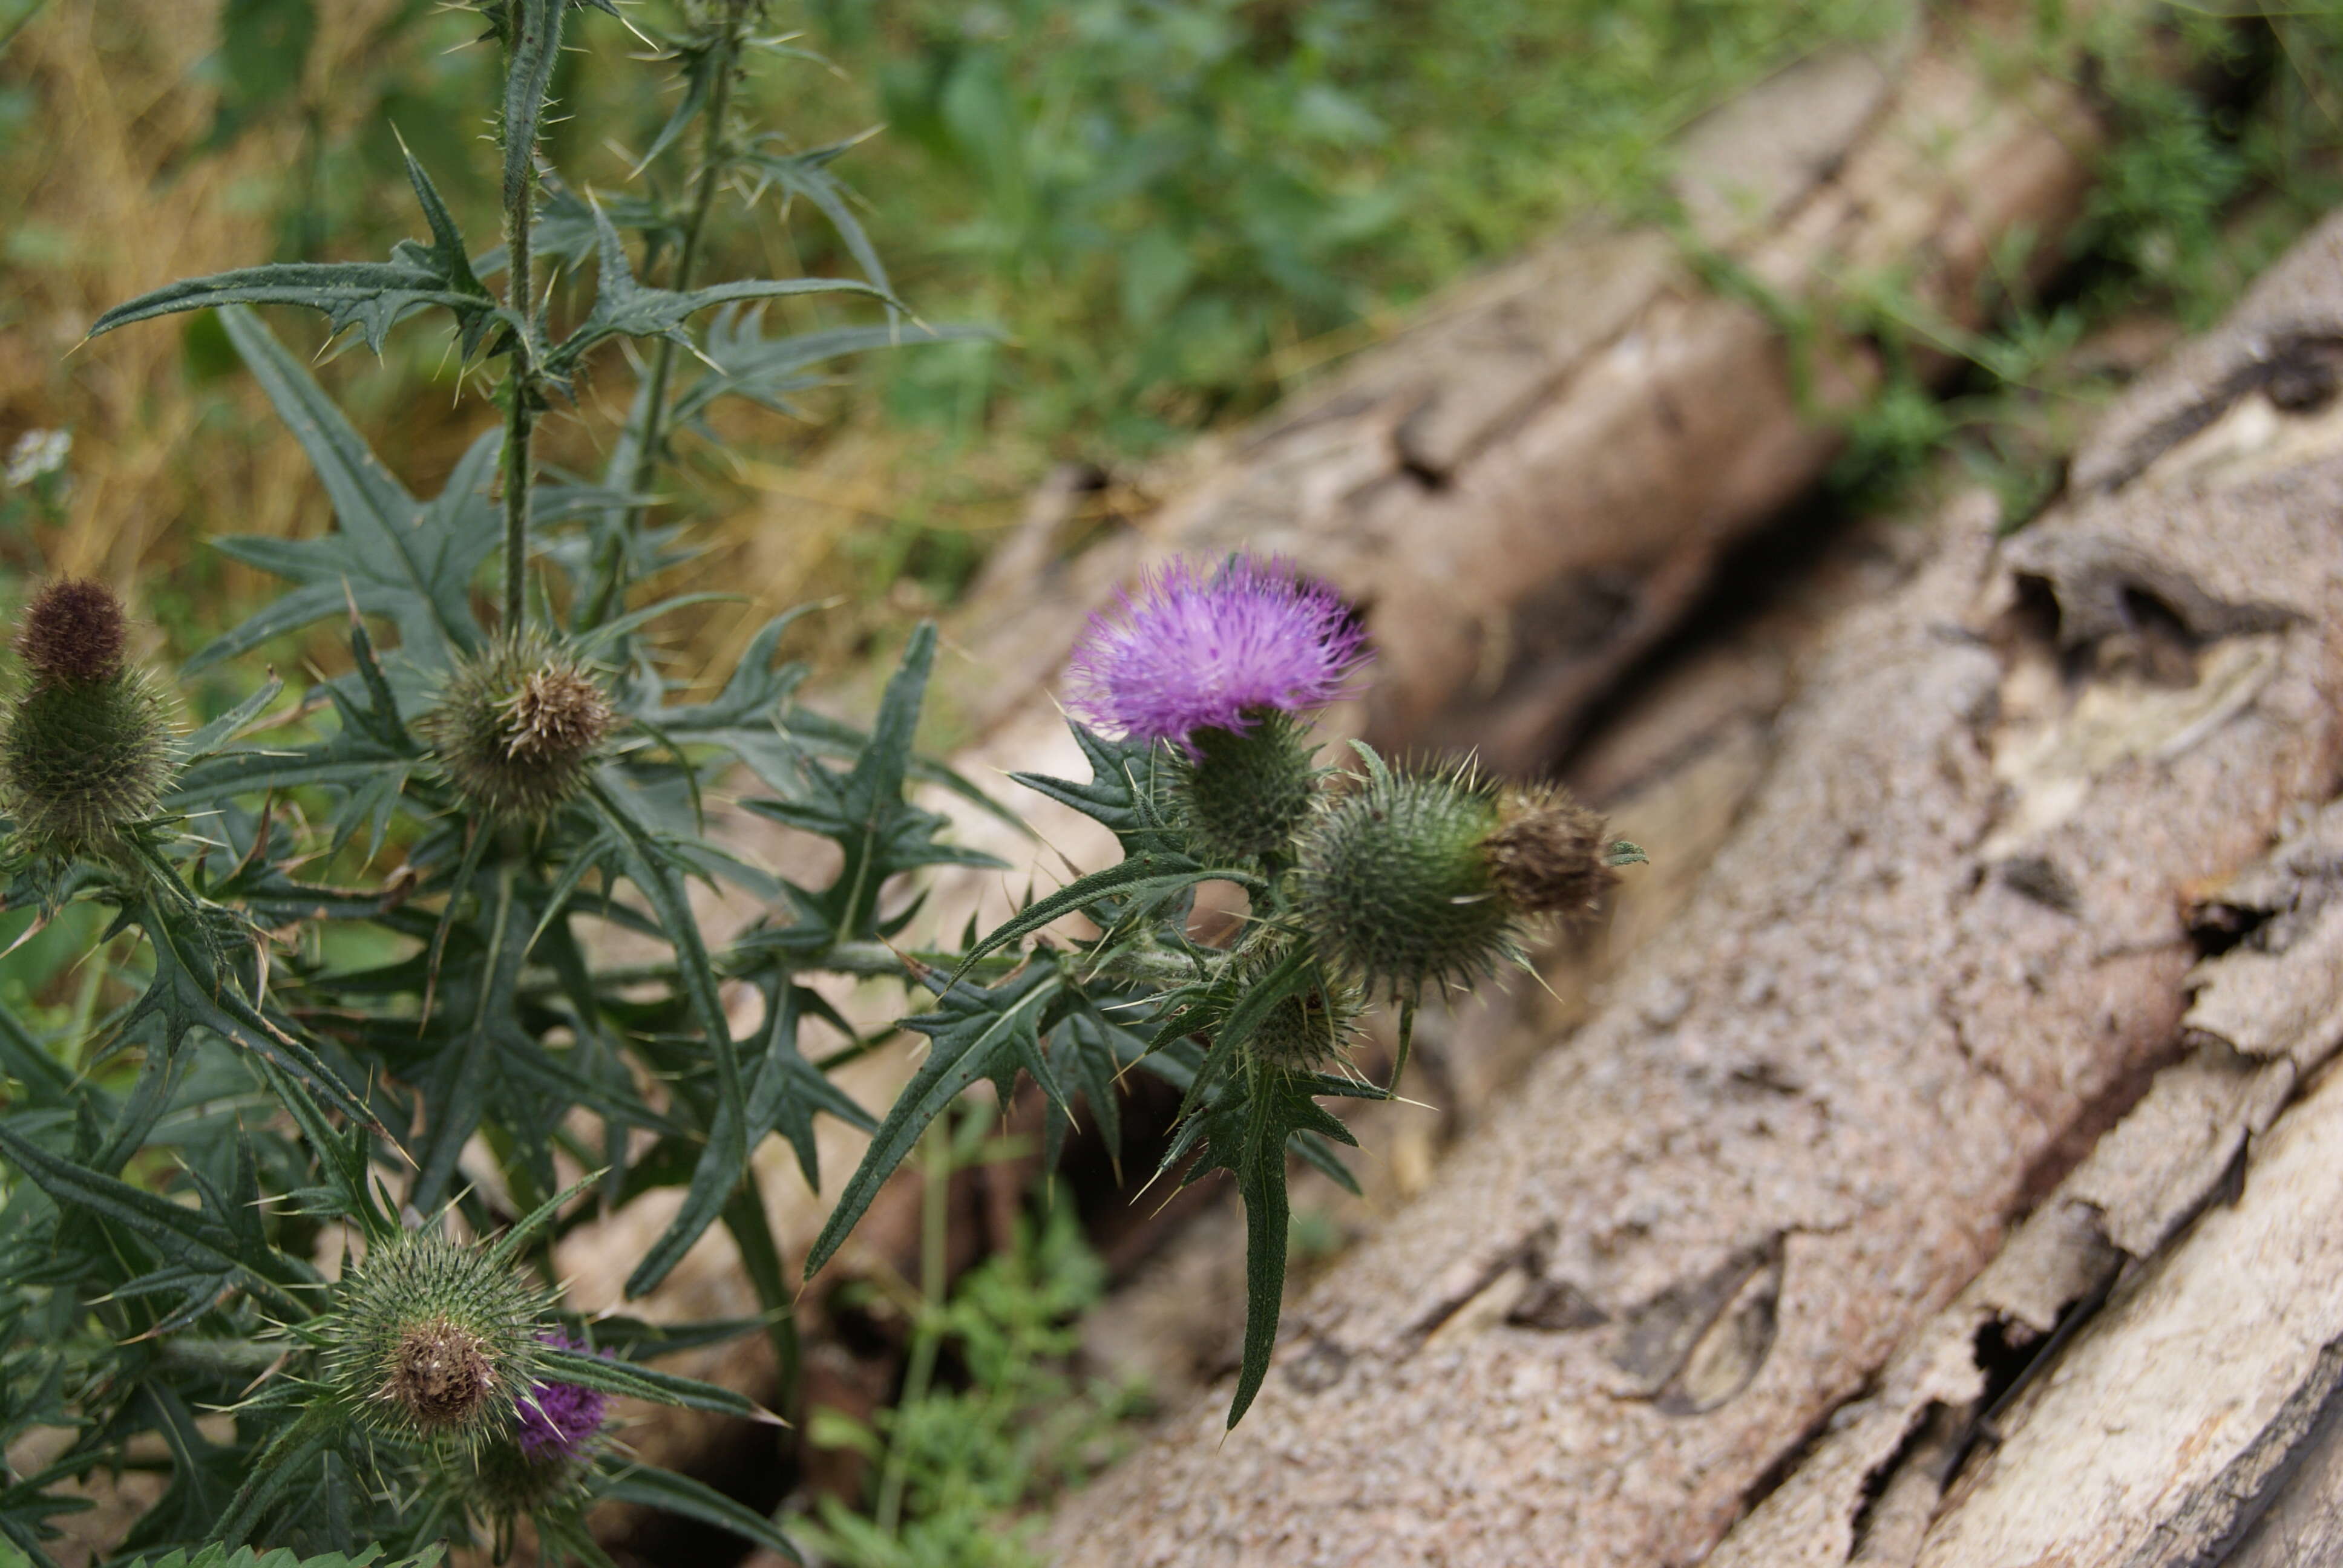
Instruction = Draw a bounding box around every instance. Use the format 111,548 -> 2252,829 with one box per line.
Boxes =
503,376 -> 532,632
619,2 -> 749,544
499,5 -> 552,633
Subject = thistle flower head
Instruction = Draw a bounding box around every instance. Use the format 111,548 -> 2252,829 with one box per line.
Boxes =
322,1230 -> 549,1446
17,578 -> 126,685
515,1336 -> 608,1460
1065,554 -> 1364,752
422,633 -> 614,822
0,580 -> 174,855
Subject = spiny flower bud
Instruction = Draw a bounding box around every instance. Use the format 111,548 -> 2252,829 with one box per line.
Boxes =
323,1230 -> 549,1446
1242,954 -> 1364,1072
1294,761 -> 1636,1000
1175,710 -> 1322,867
0,581 -> 174,854
17,578 -> 126,684
421,633 -> 614,822
1295,762 -> 1516,999
457,1437 -> 592,1529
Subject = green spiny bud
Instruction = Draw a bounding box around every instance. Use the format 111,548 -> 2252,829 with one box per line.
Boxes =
0,581 -> 174,854
1295,762 -> 1515,999
449,1436 -> 593,1530
1173,710 -> 1321,866
421,632 -> 614,822
1296,762 -> 1634,999
1242,953 -> 1365,1072
322,1230 -> 549,1446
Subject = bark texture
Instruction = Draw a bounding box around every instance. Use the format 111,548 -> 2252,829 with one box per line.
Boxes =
1042,214 -> 2343,1567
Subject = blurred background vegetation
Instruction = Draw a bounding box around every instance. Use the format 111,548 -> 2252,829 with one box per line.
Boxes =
5,0 -> 2336,692
0,0 -> 1920,684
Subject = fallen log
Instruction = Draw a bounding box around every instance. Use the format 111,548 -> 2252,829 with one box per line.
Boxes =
1041,209 -> 2343,1566
558,0 -> 2215,1535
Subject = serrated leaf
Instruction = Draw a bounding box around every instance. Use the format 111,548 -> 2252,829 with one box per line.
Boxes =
753,982 -> 875,1192
89,152 -> 498,355
407,869 -> 536,1211
740,623 -> 1005,941
128,900 -> 372,1129
1041,1002 -> 1135,1175
741,139 -> 892,301
551,1313 -> 765,1360
182,312 -> 494,672
1159,1065 -> 1374,1428
0,1119 -> 311,1323
0,1001 -> 74,1109
802,963 -> 1065,1280
542,197 -> 893,384
632,29 -> 723,174
670,310 -> 991,430
209,1405 -> 344,1547
588,785 -> 749,1298
500,0 -> 566,227
947,851 -> 1216,987
179,674 -> 286,762
249,1058 -> 392,1242
1009,722 -> 1181,857
537,1346 -> 772,1422
119,896 -> 376,1133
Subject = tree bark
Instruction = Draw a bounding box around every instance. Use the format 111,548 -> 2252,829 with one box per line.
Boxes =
1042,213 -> 2343,1567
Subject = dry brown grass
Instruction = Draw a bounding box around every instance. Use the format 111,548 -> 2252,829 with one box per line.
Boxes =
2,2 -> 378,616
0,0 -> 1034,694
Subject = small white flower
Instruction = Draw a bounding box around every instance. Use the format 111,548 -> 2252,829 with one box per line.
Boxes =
4,430 -> 71,489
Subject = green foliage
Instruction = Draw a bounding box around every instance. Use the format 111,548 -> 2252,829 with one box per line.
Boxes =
802,1204 -> 1145,1568
0,4 -> 975,1562
128,1546 -> 445,1568
1817,7 -> 2343,517
24,0 -> 2339,1561
812,0 -> 1894,449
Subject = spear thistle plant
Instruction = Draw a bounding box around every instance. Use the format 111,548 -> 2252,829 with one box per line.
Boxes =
0,8 -> 1646,1565
803,547 -> 1647,1429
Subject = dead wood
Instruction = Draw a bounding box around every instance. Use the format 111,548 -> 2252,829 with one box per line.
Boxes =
1040,211 -> 2343,1567
548,0 -> 2218,1538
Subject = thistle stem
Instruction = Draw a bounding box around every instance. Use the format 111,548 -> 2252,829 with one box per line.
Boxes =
498,5 -> 551,634
503,377 -> 532,632
876,1116 -> 952,1536
619,1 -> 749,544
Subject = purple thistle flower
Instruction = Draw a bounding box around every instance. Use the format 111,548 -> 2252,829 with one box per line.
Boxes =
1065,554 -> 1365,750
515,1336 -> 607,1460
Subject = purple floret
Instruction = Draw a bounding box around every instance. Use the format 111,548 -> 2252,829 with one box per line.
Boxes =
516,1336 -> 608,1459
1065,554 -> 1366,750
